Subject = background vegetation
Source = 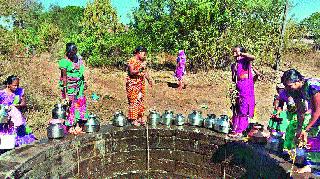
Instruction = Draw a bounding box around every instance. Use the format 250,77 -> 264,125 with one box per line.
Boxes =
0,0 -> 318,69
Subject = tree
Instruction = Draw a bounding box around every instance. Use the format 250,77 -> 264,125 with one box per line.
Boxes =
301,12 -> 320,49
132,0 -> 287,70
78,0 -> 122,65
43,5 -> 84,38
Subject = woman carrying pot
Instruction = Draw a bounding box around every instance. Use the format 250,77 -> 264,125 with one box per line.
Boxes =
59,43 -> 88,135
126,46 -> 153,126
0,75 -> 36,147
281,69 -> 320,173
229,45 -> 255,138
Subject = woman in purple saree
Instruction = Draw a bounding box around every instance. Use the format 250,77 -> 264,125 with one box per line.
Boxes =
230,46 -> 255,138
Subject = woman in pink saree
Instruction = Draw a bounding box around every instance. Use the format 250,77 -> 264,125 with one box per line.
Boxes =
229,46 -> 255,138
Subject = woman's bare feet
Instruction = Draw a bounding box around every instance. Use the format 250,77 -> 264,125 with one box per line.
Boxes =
138,118 -> 146,126
131,120 -> 141,127
68,125 -> 85,135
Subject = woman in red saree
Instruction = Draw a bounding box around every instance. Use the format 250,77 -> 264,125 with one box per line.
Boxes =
126,46 -> 152,126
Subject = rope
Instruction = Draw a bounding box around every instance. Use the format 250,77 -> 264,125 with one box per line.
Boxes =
146,120 -> 150,177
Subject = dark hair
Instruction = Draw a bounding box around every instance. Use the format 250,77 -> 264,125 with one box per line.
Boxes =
133,46 -> 147,54
66,42 -> 78,61
281,69 -> 304,85
234,45 -> 247,53
3,75 -> 19,85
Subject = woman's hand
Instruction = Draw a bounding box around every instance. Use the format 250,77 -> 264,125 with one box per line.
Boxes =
299,130 -> 308,145
84,82 -> 88,90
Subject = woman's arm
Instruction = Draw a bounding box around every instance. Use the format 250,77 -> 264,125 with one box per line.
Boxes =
296,99 -> 306,139
305,93 -> 320,132
61,68 -> 67,99
128,64 -> 143,76
144,70 -> 153,87
241,52 -> 255,61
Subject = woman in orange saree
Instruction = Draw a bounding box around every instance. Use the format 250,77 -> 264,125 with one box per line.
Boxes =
126,46 -> 152,126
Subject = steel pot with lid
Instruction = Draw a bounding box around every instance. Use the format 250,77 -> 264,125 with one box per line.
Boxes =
52,103 -> 68,119
204,113 -> 216,129
265,131 -> 284,152
161,110 -> 174,126
0,104 -> 10,124
84,114 -> 100,133
214,115 -> 230,134
47,123 -> 65,139
148,110 -> 161,127
188,110 -> 203,127
174,113 -> 185,126
112,111 -> 127,127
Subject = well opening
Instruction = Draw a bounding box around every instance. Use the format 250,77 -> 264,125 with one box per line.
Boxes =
0,125 -> 295,178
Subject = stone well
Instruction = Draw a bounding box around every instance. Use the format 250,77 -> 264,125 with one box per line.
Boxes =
0,125 -> 304,178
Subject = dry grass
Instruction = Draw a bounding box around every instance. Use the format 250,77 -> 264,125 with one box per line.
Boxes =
1,51 -> 319,138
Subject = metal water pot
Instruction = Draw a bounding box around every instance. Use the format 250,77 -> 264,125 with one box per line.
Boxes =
188,110 -> 203,127
112,111 -> 127,127
294,148 -> 306,165
204,114 -> 216,129
214,115 -> 230,133
84,114 -> 100,133
0,134 -> 16,149
148,110 -> 161,127
161,110 -> 174,126
52,104 -> 67,119
0,104 -> 9,124
47,123 -> 65,139
265,131 -> 284,152
174,114 -> 185,126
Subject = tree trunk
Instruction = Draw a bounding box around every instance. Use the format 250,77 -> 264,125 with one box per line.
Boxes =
274,0 -> 289,70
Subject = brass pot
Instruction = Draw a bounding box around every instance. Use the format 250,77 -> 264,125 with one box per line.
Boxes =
47,123 -> 65,139
112,111 -> 127,127
204,114 -> 216,129
161,110 -> 174,126
188,110 -> 203,127
52,104 -> 67,119
148,110 -> 161,127
84,114 -> 100,133
173,114 -> 185,126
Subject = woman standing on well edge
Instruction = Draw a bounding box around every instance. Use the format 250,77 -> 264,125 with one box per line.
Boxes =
229,46 -> 255,138
126,46 -> 153,126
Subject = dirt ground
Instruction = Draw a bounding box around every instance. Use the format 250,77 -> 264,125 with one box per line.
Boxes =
1,51 -> 319,138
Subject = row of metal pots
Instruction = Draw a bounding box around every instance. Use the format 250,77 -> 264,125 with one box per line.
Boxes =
112,110 -> 230,134
47,104 -> 101,139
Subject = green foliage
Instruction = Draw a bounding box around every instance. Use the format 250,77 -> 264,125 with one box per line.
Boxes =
300,12 -> 320,46
0,27 -> 15,57
1,0 -> 315,70
283,20 -> 310,53
43,5 -> 84,38
77,0 -> 125,66
132,0 -> 286,69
